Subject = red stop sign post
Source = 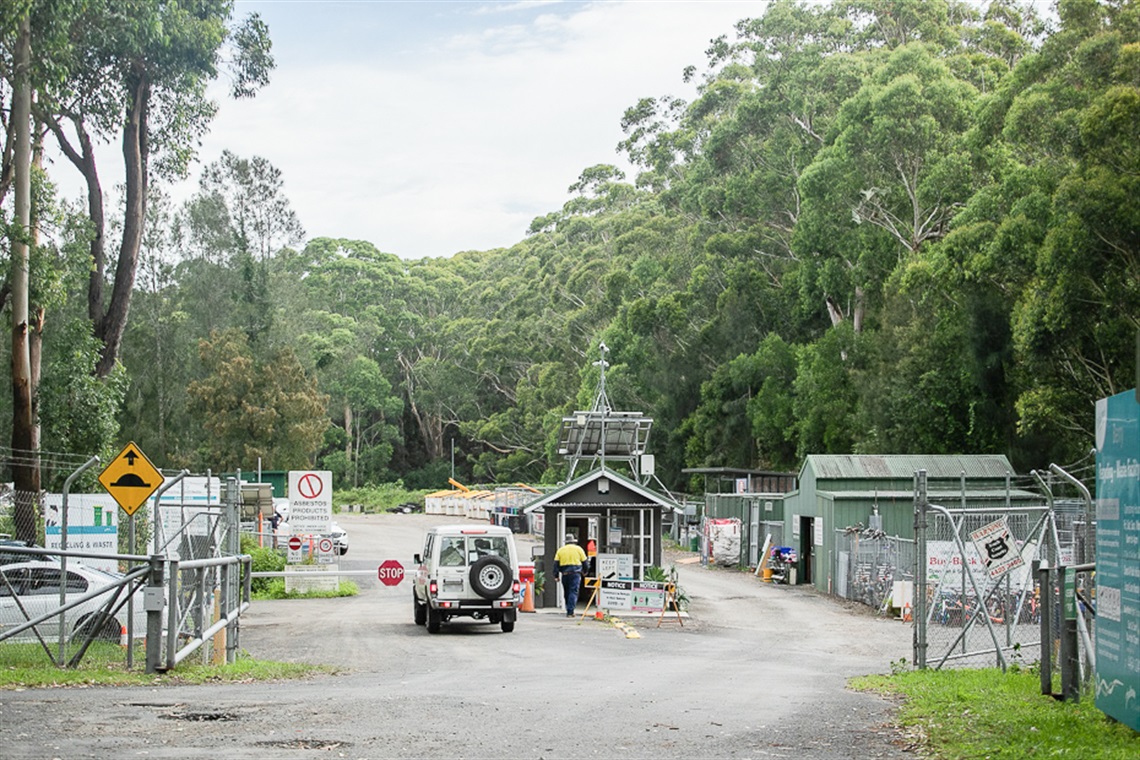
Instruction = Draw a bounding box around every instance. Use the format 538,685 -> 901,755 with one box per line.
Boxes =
377,559 -> 405,586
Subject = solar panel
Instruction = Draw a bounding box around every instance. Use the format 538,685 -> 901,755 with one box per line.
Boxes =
558,411 -> 653,458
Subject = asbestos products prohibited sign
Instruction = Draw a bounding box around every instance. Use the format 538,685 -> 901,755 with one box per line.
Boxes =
288,470 -> 332,535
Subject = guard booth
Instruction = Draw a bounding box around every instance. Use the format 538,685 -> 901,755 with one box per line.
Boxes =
523,467 -> 678,608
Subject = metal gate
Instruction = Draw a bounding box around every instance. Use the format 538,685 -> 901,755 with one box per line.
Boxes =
913,470 -> 1059,670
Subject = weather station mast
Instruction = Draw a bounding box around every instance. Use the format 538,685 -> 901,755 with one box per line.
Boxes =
556,342 -> 673,497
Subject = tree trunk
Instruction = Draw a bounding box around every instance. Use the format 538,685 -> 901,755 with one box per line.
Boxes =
344,402 -> 354,486
10,16 -> 39,543
93,64 -> 150,378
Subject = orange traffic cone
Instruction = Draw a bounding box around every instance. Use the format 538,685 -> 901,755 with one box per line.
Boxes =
520,580 -> 535,613
902,602 -> 913,622
120,624 -> 129,648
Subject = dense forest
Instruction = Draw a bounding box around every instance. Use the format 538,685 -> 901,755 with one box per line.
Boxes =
1,0 -> 1137,502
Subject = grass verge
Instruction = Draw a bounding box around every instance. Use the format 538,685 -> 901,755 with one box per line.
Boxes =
0,642 -> 332,689
252,579 -> 358,600
852,666 -> 1140,758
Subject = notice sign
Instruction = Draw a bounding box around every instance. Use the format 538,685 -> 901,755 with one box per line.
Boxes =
969,517 -> 1024,580
599,579 -> 632,610
632,580 -> 667,613
598,578 -> 668,612
288,470 -> 332,535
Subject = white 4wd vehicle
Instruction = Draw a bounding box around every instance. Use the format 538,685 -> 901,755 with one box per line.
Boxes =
413,525 -> 520,633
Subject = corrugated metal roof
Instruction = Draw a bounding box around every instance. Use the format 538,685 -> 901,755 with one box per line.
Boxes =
803,454 -> 1015,481
820,489 -> 1041,501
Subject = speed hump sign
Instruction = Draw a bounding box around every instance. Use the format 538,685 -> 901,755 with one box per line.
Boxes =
98,442 -> 164,516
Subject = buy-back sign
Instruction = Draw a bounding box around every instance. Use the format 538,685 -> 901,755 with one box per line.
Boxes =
969,517 -> 1025,580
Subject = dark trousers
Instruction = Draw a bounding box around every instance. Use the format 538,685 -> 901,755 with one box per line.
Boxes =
561,571 -> 582,613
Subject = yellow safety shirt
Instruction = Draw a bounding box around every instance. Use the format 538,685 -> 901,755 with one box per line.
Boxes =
554,543 -> 587,570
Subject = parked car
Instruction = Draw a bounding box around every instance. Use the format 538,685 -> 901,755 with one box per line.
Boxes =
412,524 -> 520,633
0,538 -> 47,565
329,522 -> 348,555
0,560 -> 147,644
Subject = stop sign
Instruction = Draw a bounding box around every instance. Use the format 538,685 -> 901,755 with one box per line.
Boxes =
377,559 -> 405,586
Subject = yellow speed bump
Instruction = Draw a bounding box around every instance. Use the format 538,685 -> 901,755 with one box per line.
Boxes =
608,616 -> 641,639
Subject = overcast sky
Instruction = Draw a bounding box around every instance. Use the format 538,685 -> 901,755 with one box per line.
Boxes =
161,0 -> 763,259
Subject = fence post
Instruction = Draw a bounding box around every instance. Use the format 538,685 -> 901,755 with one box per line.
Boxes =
1038,562 -> 1052,697
914,469 -> 928,669
1059,565 -> 1080,702
145,554 -> 165,674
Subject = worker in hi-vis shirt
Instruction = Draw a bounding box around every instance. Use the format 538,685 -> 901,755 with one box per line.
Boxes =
553,533 -> 588,617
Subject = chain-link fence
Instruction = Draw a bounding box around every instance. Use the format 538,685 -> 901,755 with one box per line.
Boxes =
834,529 -> 915,613
913,468 -> 1096,683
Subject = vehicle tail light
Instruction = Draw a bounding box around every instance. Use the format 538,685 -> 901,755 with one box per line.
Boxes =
512,581 -> 520,595
429,581 -> 438,596
439,601 -> 455,608
496,600 -> 513,608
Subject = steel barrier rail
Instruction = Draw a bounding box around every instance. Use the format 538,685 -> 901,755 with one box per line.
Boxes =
160,554 -> 251,672
250,570 -> 380,578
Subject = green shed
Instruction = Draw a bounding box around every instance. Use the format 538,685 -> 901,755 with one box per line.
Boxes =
782,455 -> 1040,594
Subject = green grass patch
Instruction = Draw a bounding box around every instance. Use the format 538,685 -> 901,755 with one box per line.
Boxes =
0,643 -> 332,689
252,579 -> 358,600
852,667 -> 1140,759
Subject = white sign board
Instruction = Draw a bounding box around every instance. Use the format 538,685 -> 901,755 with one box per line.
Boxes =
970,517 -> 1025,580
285,564 -> 338,594
289,470 -> 332,535
599,578 -> 668,612
317,537 -> 335,564
154,475 -> 223,544
599,579 -> 632,610
927,538 -> 1035,590
596,553 -> 634,580
43,494 -> 119,572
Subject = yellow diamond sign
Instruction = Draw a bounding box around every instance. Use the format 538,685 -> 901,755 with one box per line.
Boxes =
99,441 -> 164,516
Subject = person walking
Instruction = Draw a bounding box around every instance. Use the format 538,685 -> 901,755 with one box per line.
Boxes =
553,533 -> 588,618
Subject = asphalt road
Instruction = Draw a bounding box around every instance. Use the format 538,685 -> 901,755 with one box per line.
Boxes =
0,511 -> 916,759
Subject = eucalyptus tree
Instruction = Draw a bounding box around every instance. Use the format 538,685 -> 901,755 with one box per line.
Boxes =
4,8 -> 36,539
940,0 -> 1140,461
117,188 -> 198,466
282,238 -> 412,486
191,151 -> 304,343
29,0 -> 273,377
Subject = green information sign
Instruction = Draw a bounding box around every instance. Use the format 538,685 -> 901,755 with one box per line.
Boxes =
1094,390 -> 1140,731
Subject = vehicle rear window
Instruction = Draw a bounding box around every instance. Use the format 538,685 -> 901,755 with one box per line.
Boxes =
438,535 -> 510,566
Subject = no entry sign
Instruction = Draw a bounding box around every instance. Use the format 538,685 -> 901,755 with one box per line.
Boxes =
288,535 -> 302,551
377,559 -> 405,586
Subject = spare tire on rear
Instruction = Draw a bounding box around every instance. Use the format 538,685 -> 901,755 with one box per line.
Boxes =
469,556 -> 512,599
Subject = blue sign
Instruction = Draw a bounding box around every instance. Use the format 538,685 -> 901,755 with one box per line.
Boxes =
1094,390 -> 1140,731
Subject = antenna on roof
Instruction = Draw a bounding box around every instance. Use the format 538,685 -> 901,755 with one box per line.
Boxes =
557,341 -> 654,484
